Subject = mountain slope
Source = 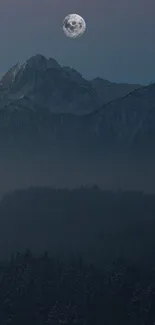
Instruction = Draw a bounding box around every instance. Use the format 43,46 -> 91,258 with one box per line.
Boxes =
92,77 -> 141,105
91,83 -> 155,151
0,55 -> 154,193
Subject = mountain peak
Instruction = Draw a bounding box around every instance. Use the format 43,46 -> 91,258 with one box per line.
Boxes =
92,77 -> 112,86
0,54 -> 100,115
25,54 -> 60,71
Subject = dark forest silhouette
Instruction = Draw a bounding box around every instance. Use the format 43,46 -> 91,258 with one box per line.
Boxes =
0,250 -> 155,324
0,186 -> 155,324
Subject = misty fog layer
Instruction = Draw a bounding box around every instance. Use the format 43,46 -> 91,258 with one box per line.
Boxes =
0,147 -> 155,196
0,187 -> 155,267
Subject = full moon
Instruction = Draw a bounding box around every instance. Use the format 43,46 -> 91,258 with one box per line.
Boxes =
63,14 -> 86,38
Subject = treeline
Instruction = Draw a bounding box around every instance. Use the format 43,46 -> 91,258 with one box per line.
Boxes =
0,187 -> 155,265
0,250 -> 155,324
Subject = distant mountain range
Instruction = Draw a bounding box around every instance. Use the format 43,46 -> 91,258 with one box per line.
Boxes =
0,53 -> 151,150
0,54 -> 141,115
0,54 -> 154,193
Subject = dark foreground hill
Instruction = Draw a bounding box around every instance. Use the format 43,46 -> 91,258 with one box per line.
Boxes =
0,187 -> 155,267
0,251 -> 155,325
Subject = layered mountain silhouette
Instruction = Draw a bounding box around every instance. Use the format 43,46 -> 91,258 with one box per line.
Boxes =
0,53 -> 152,149
0,54 -> 99,115
0,54 -> 154,193
0,54 -> 140,115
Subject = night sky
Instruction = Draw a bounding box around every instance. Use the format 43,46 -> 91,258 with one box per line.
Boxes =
0,0 -> 154,84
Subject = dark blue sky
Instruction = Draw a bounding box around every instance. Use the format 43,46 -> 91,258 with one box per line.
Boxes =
0,0 -> 154,84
